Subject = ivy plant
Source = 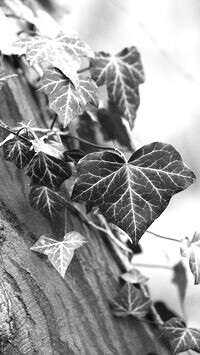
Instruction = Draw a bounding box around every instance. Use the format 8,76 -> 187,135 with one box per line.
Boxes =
0,19 -> 199,354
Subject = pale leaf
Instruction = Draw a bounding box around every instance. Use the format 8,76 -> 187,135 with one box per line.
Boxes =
30,232 -> 86,278
38,68 -> 98,128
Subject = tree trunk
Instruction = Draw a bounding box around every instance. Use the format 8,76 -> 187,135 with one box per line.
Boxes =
0,4 -> 172,355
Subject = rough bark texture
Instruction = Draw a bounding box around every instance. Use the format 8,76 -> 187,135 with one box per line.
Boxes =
0,6 -> 173,354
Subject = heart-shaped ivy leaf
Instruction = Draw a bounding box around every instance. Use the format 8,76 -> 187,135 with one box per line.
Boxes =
180,232 -> 200,285
13,31 -> 94,88
3,134 -> 34,169
72,142 -> 195,244
30,232 -> 86,278
38,68 -> 98,128
29,186 -> 66,221
110,283 -> 152,319
160,317 -> 200,354
90,47 -> 144,128
26,152 -> 71,190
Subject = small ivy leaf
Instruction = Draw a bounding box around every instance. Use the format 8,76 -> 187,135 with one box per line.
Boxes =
180,232 -> 200,285
3,134 -> 34,169
63,149 -> 85,163
160,317 -> 200,354
121,268 -> 149,284
172,261 -> 187,304
26,152 -> 71,190
110,283 -> 152,319
72,142 -> 195,244
38,68 -> 98,128
30,232 -> 86,278
13,32 -> 94,88
29,186 -> 66,221
90,47 -> 144,129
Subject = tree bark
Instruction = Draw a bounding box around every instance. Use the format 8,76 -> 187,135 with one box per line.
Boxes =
0,4 -> 173,355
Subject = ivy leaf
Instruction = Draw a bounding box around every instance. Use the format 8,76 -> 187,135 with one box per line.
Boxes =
180,232 -> 200,285
72,142 -> 195,244
110,283 -> 152,319
97,105 -> 133,150
13,32 -> 94,88
160,317 -> 200,354
172,261 -> 187,304
90,47 -> 144,128
3,134 -> 34,169
30,232 -> 86,278
29,186 -> 66,221
63,149 -> 85,163
26,152 -> 71,190
121,268 -> 149,284
38,68 -> 98,127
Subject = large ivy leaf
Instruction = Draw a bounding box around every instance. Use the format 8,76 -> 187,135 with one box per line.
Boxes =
29,186 -> 66,221
26,152 -> 71,190
172,261 -> 187,304
110,283 -> 151,319
72,142 -> 195,244
90,47 -> 145,128
30,232 -> 86,278
13,32 -> 94,88
3,134 -> 34,169
180,232 -> 200,285
38,68 -> 98,128
160,317 -> 200,354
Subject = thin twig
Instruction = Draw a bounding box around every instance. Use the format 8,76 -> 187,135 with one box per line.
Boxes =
0,120 -> 29,143
132,262 -> 172,270
146,230 -> 180,243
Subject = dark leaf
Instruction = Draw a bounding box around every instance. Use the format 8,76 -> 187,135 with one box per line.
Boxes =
172,261 -> 187,303
63,149 -> 85,163
121,268 -> 149,284
30,232 -> 86,278
72,142 -> 195,244
90,47 -> 144,128
29,186 -> 66,221
180,232 -> 200,285
97,105 -> 133,150
160,317 -> 200,354
154,301 -> 179,322
38,68 -> 98,127
110,283 -> 152,319
3,134 -> 34,169
13,31 -> 94,87
26,152 -> 71,190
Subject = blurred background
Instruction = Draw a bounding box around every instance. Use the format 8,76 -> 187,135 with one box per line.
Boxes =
53,0 -> 200,327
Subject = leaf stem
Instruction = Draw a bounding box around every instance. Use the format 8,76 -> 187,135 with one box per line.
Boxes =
77,66 -> 90,74
0,120 -> 29,143
132,262 -> 172,270
146,230 -> 180,243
